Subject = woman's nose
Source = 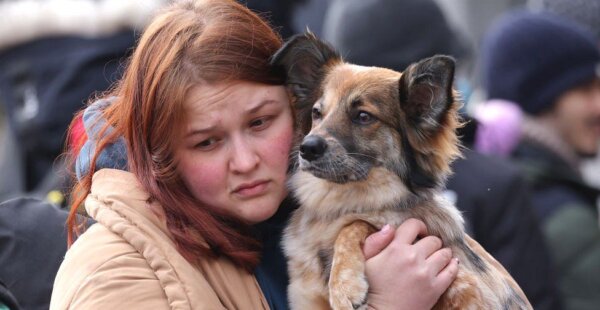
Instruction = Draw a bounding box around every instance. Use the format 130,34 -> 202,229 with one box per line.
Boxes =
229,136 -> 259,173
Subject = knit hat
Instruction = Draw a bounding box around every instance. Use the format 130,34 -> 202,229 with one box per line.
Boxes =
321,0 -> 468,72
75,97 -> 128,180
481,11 -> 600,115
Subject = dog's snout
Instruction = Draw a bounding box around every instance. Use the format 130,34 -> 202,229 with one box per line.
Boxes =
300,135 -> 327,161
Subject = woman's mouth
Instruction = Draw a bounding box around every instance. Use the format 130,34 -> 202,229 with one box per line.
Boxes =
233,180 -> 270,198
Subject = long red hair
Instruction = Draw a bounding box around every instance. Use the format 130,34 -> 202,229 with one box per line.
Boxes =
66,0 -> 285,270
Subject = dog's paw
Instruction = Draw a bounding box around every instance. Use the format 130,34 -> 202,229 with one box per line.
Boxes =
328,221 -> 375,310
329,271 -> 369,310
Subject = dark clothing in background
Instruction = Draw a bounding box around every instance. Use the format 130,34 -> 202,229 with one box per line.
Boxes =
514,141 -> 599,221
0,32 -> 136,203
0,281 -> 19,310
0,198 -> 70,310
513,140 -> 600,310
322,0 -> 468,72
241,0 -> 304,38
447,149 -> 562,310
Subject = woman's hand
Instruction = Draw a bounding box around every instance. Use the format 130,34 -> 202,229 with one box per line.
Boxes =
363,219 -> 458,310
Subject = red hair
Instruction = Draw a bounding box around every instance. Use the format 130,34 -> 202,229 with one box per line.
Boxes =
67,0 -> 284,270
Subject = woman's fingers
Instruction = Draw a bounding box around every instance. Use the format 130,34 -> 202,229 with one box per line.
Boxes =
413,235 -> 444,259
363,219 -> 459,310
433,257 -> 460,291
394,218 -> 428,244
364,219 -> 432,259
424,247 -> 453,274
363,224 -> 394,259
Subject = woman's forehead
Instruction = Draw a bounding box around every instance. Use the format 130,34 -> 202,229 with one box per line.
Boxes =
184,81 -> 287,114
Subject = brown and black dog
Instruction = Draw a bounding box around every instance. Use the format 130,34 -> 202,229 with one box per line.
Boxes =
271,33 -> 532,310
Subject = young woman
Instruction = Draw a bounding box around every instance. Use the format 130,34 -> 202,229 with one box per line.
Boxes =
50,0 -> 458,309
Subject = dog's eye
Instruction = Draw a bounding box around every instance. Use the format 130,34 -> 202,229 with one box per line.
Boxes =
353,111 -> 375,125
312,107 -> 322,120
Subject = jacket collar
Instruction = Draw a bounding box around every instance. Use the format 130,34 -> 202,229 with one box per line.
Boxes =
88,168 -> 171,237
520,116 -> 580,170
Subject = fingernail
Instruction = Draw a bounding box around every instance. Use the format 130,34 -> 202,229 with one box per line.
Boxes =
381,224 -> 392,233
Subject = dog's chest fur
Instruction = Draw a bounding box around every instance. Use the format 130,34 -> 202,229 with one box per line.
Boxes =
286,167 -> 465,239
284,167 -> 465,272
283,169 -> 524,309
284,169 -> 529,309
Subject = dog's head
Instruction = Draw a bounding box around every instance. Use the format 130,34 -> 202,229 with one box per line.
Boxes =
272,33 -> 462,192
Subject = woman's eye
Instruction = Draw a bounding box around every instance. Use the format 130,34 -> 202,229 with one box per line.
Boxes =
250,116 -> 271,130
195,138 -> 218,151
353,111 -> 375,125
312,107 -> 322,120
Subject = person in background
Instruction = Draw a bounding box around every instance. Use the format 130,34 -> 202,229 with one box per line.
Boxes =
50,0 -> 459,308
0,0 -> 167,205
323,0 -> 473,101
0,198 -> 79,310
322,0 -> 561,309
481,11 -> 600,310
0,1 -> 162,309
527,0 -> 600,189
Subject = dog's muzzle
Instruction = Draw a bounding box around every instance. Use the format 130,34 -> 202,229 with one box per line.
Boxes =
300,135 -> 327,161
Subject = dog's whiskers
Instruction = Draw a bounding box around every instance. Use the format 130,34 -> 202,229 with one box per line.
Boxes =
346,152 -> 381,163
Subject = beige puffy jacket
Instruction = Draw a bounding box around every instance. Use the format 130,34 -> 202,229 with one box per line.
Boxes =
50,169 -> 269,309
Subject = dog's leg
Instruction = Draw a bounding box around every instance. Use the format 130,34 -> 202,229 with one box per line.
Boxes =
286,244 -> 331,310
329,220 -> 376,310
288,275 -> 330,310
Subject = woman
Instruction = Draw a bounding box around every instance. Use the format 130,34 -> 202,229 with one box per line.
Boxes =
51,0 -> 458,309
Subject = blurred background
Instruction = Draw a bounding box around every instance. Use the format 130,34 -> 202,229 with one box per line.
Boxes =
0,0 -> 599,310
1,0 -> 598,199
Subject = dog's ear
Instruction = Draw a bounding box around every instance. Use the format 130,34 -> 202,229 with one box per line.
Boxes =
271,32 -> 340,102
271,32 -> 341,134
399,55 -> 455,132
398,55 -> 461,190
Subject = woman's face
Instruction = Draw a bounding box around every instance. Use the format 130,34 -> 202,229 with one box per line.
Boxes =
176,81 -> 294,224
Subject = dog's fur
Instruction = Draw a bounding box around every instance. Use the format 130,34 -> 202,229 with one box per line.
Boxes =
271,32 -> 532,310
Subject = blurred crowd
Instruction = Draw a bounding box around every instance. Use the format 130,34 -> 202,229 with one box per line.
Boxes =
0,0 -> 599,309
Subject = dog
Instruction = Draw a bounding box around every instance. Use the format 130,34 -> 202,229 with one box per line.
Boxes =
271,32 -> 532,310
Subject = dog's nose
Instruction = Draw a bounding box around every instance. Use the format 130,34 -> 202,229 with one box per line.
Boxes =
300,135 -> 327,161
